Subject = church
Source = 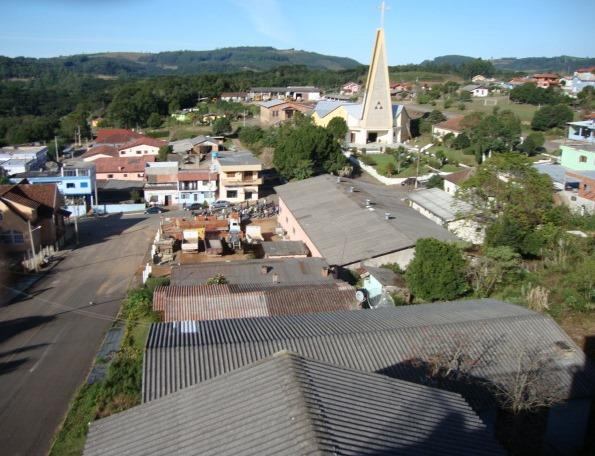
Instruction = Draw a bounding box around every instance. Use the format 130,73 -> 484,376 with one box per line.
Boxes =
312,27 -> 411,147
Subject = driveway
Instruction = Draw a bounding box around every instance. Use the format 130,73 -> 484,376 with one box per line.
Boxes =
0,213 -> 157,456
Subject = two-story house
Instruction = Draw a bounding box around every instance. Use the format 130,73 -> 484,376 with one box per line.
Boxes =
178,169 -> 217,206
11,160 -> 97,206
214,151 -> 263,203
143,162 -> 180,207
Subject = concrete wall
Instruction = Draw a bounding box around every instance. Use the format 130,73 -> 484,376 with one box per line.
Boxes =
97,172 -> 145,181
92,204 -> 146,214
361,248 -> 416,270
560,145 -> 595,171
119,145 -> 159,157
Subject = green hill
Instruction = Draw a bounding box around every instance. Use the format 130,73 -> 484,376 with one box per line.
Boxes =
0,47 -> 362,79
424,55 -> 595,74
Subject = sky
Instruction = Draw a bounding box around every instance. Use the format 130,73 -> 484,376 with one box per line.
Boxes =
1,0 -> 594,64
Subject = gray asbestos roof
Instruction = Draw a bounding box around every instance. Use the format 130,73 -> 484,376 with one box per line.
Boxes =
87,351 -> 505,456
143,299 -> 594,409
275,175 -> 457,265
259,99 -> 285,108
170,257 -> 337,286
262,240 -> 309,257
408,188 -> 474,222
217,150 -> 261,166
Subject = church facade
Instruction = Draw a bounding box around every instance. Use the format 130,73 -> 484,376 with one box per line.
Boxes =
312,28 -> 411,146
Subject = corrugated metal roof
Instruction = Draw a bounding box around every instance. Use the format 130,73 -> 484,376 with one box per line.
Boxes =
87,351 -> 505,456
407,188 -> 474,222
259,99 -> 285,108
153,283 -> 359,322
143,299 -> 594,409
170,257 -> 338,286
275,175 -> 457,266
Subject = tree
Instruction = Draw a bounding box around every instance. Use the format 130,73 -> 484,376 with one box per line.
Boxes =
577,86 -> 595,110
451,132 -> 471,150
59,109 -> 91,142
531,104 -> 574,131
405,239 -> 470,301
519,132 -> 544,156
273,119 -> 346,180
468,246 -> 521,297
434,149 -> 447,167
459,154 -> 555,257
239,126 -> 264,145
147,113 -> 162,129
468,109 -> 521,154
326,117 -> 348,142
426,174 -> 444,189
212,117 -> 232,135
157,145 -> 172,162
427,109 -> 447,124
387,146 -> 409,174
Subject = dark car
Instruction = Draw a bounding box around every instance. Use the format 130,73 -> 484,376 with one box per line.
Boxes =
145,206 -> 168,214
185,203 -> 204,211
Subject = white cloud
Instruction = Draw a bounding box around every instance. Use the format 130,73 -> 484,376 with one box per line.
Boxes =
232,0 -> 296,45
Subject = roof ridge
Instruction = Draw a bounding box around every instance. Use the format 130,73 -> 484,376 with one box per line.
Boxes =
279,352 -> 340,454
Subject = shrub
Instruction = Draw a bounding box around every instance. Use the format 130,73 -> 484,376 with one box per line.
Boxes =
405,239 -> 470,301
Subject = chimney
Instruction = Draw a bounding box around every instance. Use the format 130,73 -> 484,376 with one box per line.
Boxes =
349,186 -> 354,193
384,212 -> 391,220
336,176 -> 341,183
365,199 -> 371,207
321,266 -> 330,277
272,272 -> 279,283
260,265 -> 269,275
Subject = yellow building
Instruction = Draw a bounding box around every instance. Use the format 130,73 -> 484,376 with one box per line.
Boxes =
214,151 -> 263,203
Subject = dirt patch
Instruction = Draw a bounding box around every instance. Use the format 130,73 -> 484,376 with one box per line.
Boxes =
558,312 -> 595,361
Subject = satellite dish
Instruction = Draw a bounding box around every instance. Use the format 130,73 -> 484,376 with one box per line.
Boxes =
355,289 -> 367,303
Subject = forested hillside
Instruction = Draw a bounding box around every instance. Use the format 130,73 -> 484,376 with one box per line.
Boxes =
0,47 -> 361,79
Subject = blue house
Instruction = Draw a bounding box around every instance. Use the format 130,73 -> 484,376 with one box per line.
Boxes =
10,159 -> 97,207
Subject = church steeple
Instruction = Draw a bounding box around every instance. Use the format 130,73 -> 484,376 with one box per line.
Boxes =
360,27 -> 393,131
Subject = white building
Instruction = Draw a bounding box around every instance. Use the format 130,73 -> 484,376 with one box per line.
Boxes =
143,162 -> 180,206
0,145 -> 47,175
312,28 -> 411,146
407,187 -> 484,244
461,84 -> 489,97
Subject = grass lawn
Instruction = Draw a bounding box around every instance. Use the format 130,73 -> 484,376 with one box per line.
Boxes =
437,146 -> 477,167
441,97 -> 539,123
367,153 -> 460,178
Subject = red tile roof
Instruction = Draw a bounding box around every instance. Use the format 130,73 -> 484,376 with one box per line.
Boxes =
434,116 -> 465,133
94,156 -> 154,173
153,283 -> 360,322
533,73 -> 559,79
443,168 -> 475,185
95,129 -> 144,145
18,184 -> 57,208
178,171 -> 216,181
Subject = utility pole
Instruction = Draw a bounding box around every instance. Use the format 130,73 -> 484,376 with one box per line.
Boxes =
243,110 -> 246,128
54,136 -> 60,162
27,219 -> 38,272
73,198 -> 80,245
414,146 -> 421,189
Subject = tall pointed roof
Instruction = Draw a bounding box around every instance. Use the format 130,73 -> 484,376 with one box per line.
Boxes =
360,28 -> 393,130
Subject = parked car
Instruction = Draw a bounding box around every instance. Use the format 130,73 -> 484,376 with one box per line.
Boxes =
145,206 -> 168,214
210,200 -> 231,210
185,203 -> 204,211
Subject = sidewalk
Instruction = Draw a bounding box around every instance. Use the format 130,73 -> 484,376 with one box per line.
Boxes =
0,249 -> 70,306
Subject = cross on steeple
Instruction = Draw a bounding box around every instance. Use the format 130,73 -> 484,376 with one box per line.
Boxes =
379,1 -> 390,28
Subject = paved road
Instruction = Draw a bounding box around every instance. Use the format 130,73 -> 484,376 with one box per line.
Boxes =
0,213 -> 157,456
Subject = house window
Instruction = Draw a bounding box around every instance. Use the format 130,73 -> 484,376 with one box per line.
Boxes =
80,182 -> 88,188
123,174 -> 128,177
144,151 -> 148,154
66,183 -> 75,188
107,174 -> 114,178
136,151 -> 141,155
78,169 -> 89,176
63,170 -> 76,176
245,191 -> 252,200
0,230 -> 24,244
226,190 -> 238,198
579,155 -> 587,163
138,173 -> 143,177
